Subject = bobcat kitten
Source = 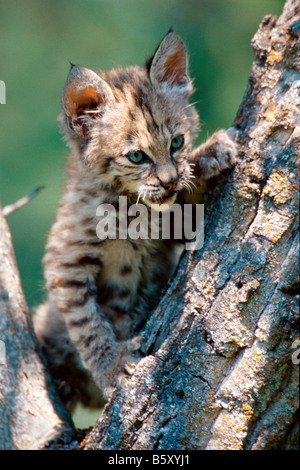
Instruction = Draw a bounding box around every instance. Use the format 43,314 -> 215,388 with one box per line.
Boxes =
34,31 -> 237,408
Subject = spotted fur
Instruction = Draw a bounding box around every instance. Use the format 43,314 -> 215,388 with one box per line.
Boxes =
34,32 -> 237,407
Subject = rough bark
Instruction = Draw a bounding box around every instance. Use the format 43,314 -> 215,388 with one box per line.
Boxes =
0,208 -> 75,450
83,0 -> 300,450
0,0 -> 299,451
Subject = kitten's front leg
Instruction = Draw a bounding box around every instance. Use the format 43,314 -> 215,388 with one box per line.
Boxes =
59,294 -> 141,399
36,271 -> 140,402
189,127 -> 238,181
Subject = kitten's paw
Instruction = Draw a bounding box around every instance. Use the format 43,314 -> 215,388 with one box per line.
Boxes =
124,360 -> 138,376
102,342 -> 142,400
122,335 -> 142,375
192,128 -> 238,180
118,336 -> 143,377
128,335 -> 142,352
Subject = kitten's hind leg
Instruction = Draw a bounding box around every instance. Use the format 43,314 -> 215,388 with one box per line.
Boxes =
34,301 -> 105,410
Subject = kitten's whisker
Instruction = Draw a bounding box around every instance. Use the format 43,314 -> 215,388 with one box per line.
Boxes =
136,192 -> 142,205
183,101 -> 199,111
84,108 -> 101,115
183,182 -> 193,194
182,182 -> 189,193
188,181 -> 197,192
187,173 -> 196,183
187,183 -> 193,194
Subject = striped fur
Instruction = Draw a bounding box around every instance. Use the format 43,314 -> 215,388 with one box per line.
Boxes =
34,32 -> 237,407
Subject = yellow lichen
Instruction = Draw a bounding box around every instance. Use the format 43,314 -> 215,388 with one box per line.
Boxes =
264,172 -> 294,204
263,102 -> 277,121
267,47 -> 284,65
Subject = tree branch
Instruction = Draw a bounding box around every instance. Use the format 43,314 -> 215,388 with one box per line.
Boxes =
0,207 -> 75,450
2,187 -> 45,217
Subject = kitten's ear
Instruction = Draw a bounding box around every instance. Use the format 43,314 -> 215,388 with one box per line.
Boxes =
62,65 -> 114,139
148,32 -> 193,96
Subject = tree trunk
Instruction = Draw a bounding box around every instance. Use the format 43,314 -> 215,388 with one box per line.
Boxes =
0,0 -> 299,450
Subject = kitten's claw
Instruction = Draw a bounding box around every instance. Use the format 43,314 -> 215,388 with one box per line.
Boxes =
117,336 -> 143,378
129,335 -> 142,351
124,361 -> 138,376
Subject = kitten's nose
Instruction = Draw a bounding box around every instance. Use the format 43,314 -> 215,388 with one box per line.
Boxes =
163,177 -> 178,191
157,165 -> 178,191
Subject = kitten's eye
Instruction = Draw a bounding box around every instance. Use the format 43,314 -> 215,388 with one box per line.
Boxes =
170,135 -> 184,152
127,151 -> 148,164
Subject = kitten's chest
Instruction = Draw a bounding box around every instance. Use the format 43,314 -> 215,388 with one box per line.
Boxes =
96,237 -> 177,338
98,239 -> 143,297
97,238 -> 165,303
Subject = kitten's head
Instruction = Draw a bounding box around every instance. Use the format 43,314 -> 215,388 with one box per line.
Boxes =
60,31 -> 199,211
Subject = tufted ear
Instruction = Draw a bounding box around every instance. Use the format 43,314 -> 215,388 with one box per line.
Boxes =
147,31 -> 193,96
62,64 -> 114,140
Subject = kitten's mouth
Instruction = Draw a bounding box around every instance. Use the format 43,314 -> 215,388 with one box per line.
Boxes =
145,191 -> 177,211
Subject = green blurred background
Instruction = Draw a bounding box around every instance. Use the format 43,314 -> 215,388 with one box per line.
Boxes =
0,0 -> 284,427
